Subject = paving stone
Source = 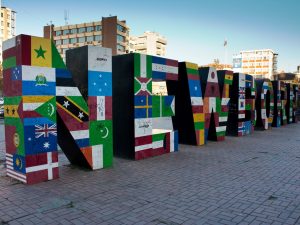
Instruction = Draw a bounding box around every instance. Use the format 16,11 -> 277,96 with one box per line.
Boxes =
0,123 -> 299,224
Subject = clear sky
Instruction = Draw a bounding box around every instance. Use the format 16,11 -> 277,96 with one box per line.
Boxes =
2,0 -> 300,72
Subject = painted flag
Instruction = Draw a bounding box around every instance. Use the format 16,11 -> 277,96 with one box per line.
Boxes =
189,79 -> 202,97
6,153 -> 27,183
4,97 -> 21,119
23,118 -> 57,154
55,68 -> 73,86
134,53 -> 152,78
186,62 -> 200,81
23,96 -> 56,122
134,77 -> 152,96
134,96 -> 152,118
88,96 -> 112,120
135,118 -> 152,138
88,71 -> 112,96
81,145 -> 104,170
152,56 -> 178,81
134,135 -> 153,160
26,151 -> 59,184
51,41 -> 66,69
31,36 -> 52,68
70,129 -> 90,148
89,120 -> 112,146
2,37 -> 17,70
21,66 -> 56,96
3,68 -> 22,96
56,96 -> 89,123
152,95 -> 175,117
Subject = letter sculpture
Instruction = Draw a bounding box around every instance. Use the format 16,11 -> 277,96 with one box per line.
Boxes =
112,53 -> 178,160
272,81 -> 287,127
255,79 -> 274,130
227,73 -> 256,136
3,35 -> 112,184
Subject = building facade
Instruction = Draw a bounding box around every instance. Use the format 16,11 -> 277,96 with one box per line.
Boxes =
129,31 -> 167,56
44,16 -> 129,59
233,49 -> 278,79
0,6 -> 16,67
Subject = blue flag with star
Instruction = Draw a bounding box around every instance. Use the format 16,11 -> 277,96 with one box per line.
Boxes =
88,71 -> 112,96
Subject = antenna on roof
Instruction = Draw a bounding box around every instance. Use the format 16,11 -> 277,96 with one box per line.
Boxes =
64,10 -> 69,25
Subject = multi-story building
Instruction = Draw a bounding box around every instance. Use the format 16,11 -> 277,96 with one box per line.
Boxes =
130,31 -> 167,56
44,16 -> 129,60
232,49 -> 278,79
0,6 -> 16,67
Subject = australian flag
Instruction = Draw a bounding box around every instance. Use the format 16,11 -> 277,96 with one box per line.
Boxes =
24,118 -> 57,154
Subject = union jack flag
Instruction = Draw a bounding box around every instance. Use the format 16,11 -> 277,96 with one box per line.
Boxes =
35,124 -> 57,138
239,87 -> 245,99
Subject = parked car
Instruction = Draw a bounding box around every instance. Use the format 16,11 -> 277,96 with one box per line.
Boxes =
0,105 -> 4,118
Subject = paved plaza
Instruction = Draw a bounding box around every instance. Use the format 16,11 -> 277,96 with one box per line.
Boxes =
0,120 -> 300,225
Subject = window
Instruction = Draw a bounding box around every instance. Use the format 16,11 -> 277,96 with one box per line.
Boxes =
117,24 -> 126,33
86,26 -> 94,32
7,22 -> 10,27
70,38 -> 77,44
95,25 -> 102,31
78,27 -> 86,33
78,37 -> 85,43
56,30 -> 62,36
62,39 -> 69,45
70,28 -> 77,34
117,44 -> 125,52
86,36 -> 94,42
94,35 -> 102,41
1,21 -> 3,26
117,34 -> 125,43
55,40 -> 62,45
63,29 -> 69,35
1,13 -> 3,17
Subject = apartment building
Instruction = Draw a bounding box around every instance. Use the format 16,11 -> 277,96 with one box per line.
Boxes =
0,6 -> 16,66
130,31 -> 167,56
233,49 -> 278,79
44,16 -> 129,59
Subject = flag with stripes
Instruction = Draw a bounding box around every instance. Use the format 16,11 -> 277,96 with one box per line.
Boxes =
6,153 -> 27,183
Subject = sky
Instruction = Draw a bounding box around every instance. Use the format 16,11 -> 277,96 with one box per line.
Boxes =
2,0 -> 300,72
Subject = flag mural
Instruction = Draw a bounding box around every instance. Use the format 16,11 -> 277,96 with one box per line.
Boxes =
198,67 -> 233,142
60,45 -> 113,169
3,34 -> 300,186
3,35 -> 113,184
255,79 -> 274,130
272,81 -> 287,127
3,35 -> 59,184
292,85 -> 299,123
112,53 -> 178,160
167,62 -> 205,146
285,83 -> 299,124
227,73 -> 256,136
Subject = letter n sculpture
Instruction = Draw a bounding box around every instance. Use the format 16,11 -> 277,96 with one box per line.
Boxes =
3,35 -> 113,184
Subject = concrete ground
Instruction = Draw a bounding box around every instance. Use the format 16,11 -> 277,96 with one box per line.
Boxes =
0,120 -> 299,225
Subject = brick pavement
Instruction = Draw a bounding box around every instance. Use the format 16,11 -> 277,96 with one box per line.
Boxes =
0,123 -> 300,225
